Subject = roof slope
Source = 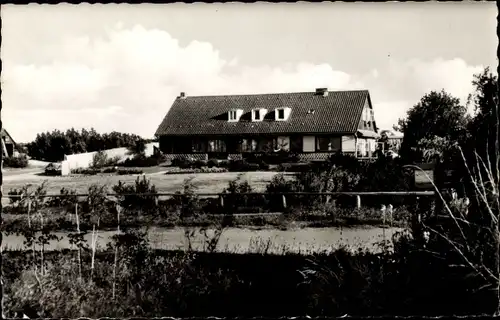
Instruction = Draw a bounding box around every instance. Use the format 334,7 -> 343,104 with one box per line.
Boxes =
1,128 -> 17,145
155,90 -> 371,136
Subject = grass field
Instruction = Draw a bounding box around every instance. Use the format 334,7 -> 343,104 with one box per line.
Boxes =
2,168 -> 294,200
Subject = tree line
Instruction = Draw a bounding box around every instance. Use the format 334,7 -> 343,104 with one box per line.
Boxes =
398,67 -> 498,171
26,128 -> 147,162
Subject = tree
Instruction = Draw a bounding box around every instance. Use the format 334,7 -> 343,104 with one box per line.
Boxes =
127,139 -> 147,157
26,128 -> 145,162
466,67 -> 499,183
407,68 -> 500,315
398,90 -> 470,162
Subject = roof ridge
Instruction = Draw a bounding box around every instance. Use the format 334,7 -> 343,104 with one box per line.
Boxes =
178,89 -> 368,99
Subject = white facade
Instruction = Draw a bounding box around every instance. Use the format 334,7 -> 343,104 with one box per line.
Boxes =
61,142 -> 159,176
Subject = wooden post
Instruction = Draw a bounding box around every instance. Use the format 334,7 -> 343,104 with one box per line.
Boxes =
356,195 -> 361,209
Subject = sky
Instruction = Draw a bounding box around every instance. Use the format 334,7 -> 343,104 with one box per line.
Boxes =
1,2 -> 498,143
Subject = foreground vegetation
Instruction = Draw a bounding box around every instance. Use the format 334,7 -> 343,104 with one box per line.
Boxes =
2,228 -> 495,318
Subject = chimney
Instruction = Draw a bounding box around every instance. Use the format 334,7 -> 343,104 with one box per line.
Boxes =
315,88 -> 328,97
179,92 -> 186,99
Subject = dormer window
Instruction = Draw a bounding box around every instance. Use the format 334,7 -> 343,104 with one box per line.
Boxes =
275,107 -> 291,121
277,109 -> 285,120
228,108 -> 244,122
251,108 -> 267,122
274,107 -> 291,121
229,110 -> 237,121
253,110 -> 261,121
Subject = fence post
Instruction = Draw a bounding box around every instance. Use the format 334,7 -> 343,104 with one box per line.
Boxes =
388,204 -> 393,227
282,195 -> 287,209
356,195 -> 361,209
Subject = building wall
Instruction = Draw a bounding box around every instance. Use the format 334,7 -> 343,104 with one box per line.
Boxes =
160,134 -> 377,157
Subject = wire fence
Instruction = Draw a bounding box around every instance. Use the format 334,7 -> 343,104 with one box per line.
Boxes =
4,190 -> 435,212
5,191 -> 435,198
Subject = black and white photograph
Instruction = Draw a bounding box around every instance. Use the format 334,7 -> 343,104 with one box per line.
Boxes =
0,2 -> 498,318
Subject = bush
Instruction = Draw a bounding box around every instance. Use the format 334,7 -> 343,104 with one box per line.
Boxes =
117,169 -> 143,175
44,163 -> 62,176
165,167 -> 228,175
120,153 -> 165,167
71,168 -> 100,175
278,163 -> 311,172
172,157 -> 194,169
168,178 -> 201,218
102,167 -> 118,173
194,159 -> 208,168
47,187 -> 78,209
4,154 -> 29,168
227,160 -> 260,172
207,158 -> 219,168
113,176 -> 158,212
91,151 -> 109,169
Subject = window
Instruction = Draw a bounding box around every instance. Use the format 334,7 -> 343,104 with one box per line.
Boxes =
316,136 -> 341,152
229,110 -> 237,121
253,110 -> 261,121
240,138 -> 258,152
191,139 -> 206,152
208,140 -> 226,152
277,109 -> 285,120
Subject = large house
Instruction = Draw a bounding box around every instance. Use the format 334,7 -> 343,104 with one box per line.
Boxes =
155,88 -> 380,161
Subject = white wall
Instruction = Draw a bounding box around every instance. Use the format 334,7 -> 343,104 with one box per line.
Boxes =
303,136 -> 315,152
61,142 -> 159,175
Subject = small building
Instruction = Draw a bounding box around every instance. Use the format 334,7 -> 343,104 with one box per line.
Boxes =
155,88 -> 380,161
378,129 -> 404,155
1,128 -> 18,158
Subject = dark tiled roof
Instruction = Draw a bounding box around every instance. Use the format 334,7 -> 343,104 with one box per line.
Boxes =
155,90 -> 372,136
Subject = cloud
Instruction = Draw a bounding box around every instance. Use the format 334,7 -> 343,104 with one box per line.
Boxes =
2,24 -> 486,142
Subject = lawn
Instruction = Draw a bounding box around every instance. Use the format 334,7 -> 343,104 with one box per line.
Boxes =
2,169 -> 294,198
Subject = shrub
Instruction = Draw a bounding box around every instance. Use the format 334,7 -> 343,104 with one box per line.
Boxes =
91,151 -> 109,169
71,168 -> 100,175
193,159 -> 208,168
120,154 -> 165,167
165,167 -> 228,175
278,163 -> 311,172
227,160 -> 260,172
168,178 -> 201,218
4,154 -> 29,168
44,163 -> 62,176
207,158 -> 219,168
102,167 -> 118,173
172,157 -> 194,169
117,169 -> 143,175
47,187 -> 78,209
113,176 -> 158,213
222,175 -> 262,213
259,161 -> 270,171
